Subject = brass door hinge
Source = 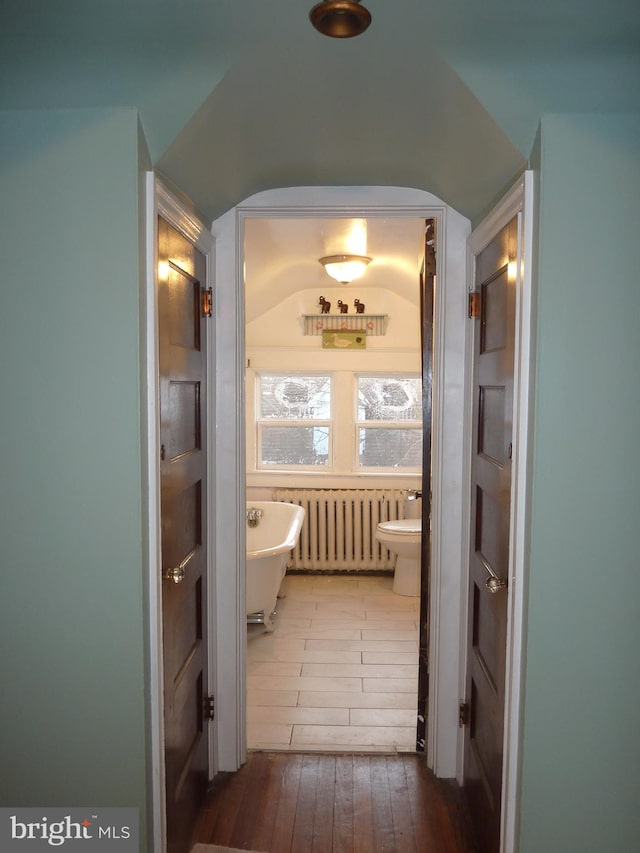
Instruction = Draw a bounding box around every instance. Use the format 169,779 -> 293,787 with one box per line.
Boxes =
203,695 -> 215,721
202,287 -> 213,318
459,700 -> 470,727
468,291 -> 481,319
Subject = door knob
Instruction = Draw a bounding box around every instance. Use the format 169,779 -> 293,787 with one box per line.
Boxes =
163,565 -> 185,584
486,576 -> 508,594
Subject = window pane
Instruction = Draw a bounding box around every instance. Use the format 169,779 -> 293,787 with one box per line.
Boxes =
259,375 -> 331,420
358,427 -> 422,468
358,377 -> 422,422
261,425 -> 330,466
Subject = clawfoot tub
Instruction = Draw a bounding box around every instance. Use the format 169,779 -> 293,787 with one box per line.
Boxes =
246,501 -> 305,632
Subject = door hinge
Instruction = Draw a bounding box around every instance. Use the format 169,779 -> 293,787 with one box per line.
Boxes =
202,287 -> 213,318
459,700 -> 470,727
468,290 -> 481,319
203,695 -> 215,721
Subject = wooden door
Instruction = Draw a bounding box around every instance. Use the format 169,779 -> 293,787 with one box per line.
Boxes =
417,218 -> 436,752
463,217 -> 517,852
158,216 -> 211,853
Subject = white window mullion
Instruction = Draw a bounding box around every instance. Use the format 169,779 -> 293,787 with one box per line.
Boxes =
332,372 -> 353,473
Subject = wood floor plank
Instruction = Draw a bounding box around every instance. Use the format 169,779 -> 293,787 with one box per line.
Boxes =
270,751 -> 304,853
386,755 -> 418,853
290,753 -> 321,851
440,776 -> 479,853
406,753 -> 472,853
312,755 -> 336,852
195,764 -> 251,846
252,753 -> 292,852
369,755 -> 395,852
332,754 -> 355,851
192,751 -> 476,852
402,754 -> 442,851
353,756 -> 375,853
230,751 -> 280,851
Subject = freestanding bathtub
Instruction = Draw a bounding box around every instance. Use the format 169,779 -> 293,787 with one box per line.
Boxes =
246,501 -> 305,631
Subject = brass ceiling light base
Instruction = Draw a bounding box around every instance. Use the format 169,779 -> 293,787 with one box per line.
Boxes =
309,0 -> 372,39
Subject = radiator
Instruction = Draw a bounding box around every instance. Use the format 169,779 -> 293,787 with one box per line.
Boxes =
273,488 -> 409,571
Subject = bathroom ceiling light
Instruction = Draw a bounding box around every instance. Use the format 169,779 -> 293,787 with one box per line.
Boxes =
309,0 -> 372,39
319,254 -> 371,284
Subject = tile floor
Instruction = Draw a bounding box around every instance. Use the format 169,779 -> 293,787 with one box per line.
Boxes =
246,573 -> 420,753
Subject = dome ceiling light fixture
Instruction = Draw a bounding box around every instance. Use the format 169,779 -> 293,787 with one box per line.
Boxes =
309,0 -> 372,38
319,254 -> 372,284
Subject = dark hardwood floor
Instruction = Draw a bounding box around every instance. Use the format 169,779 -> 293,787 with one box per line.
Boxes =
191,751 -> 477,852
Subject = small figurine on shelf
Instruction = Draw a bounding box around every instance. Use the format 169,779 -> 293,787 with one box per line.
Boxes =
318,296 -> 331,314
337,299 -> 349,314
354,298 -> 365,314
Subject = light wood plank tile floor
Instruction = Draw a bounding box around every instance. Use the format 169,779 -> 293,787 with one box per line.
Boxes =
247,574 -> 420,753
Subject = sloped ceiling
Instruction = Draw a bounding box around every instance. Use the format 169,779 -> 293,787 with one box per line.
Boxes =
157,38 -> 524,223
2,1 -> 638,223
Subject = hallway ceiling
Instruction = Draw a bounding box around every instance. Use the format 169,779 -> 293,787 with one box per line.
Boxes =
2,1 -> 638,223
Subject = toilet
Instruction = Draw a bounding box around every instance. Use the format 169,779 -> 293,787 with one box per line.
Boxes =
375,517 -> 422,596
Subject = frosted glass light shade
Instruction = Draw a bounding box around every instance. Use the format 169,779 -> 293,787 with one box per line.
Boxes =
319,254 -> 371,284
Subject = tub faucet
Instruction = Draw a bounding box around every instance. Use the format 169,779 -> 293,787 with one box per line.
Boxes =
246,507 -> 263,527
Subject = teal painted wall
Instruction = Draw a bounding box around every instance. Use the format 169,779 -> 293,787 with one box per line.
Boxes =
2,102 -> 639,853
0,109 -> 150,847
520,113 -> 640,852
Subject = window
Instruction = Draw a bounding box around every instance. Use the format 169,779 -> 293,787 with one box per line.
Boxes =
257,374 -> 332,468
254,371 -> 422,473
356,376 -> 423,469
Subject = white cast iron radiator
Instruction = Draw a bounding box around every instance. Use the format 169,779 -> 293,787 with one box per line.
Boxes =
273,488 -> 409,571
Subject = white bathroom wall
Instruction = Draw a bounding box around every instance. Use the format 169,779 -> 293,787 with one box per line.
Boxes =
246,286 -> 420,351
245,285 -> 423,496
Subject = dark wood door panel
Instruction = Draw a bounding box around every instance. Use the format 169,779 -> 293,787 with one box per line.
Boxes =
162,483 -> 202,563
167,268 -> 202,352
470,573 -> 507,695
167,570 -> 204,680
464,216 -> 517,853
417,218 -> 436,753
480,267 -> 508,354
475,486 -> 509,582
477,385 -> 506,465
168,380 -> 202,458
158,215 -> 210,853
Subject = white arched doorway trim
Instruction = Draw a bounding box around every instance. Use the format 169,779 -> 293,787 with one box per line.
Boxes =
211,187 -> 470,776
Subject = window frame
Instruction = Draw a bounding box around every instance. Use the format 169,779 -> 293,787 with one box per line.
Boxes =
354,372 -> 423,473
251,369 -> 423,476
255,372 -> 334,471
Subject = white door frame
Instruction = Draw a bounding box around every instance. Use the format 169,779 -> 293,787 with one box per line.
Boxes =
459,171 -> 536,853
211,186 -> 470,777
144,174 -> 215,853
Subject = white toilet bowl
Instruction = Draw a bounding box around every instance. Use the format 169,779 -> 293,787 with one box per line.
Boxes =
375,518 -> 422,596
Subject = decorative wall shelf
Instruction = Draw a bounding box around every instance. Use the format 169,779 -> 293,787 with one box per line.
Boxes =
303,314 -> 389,336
